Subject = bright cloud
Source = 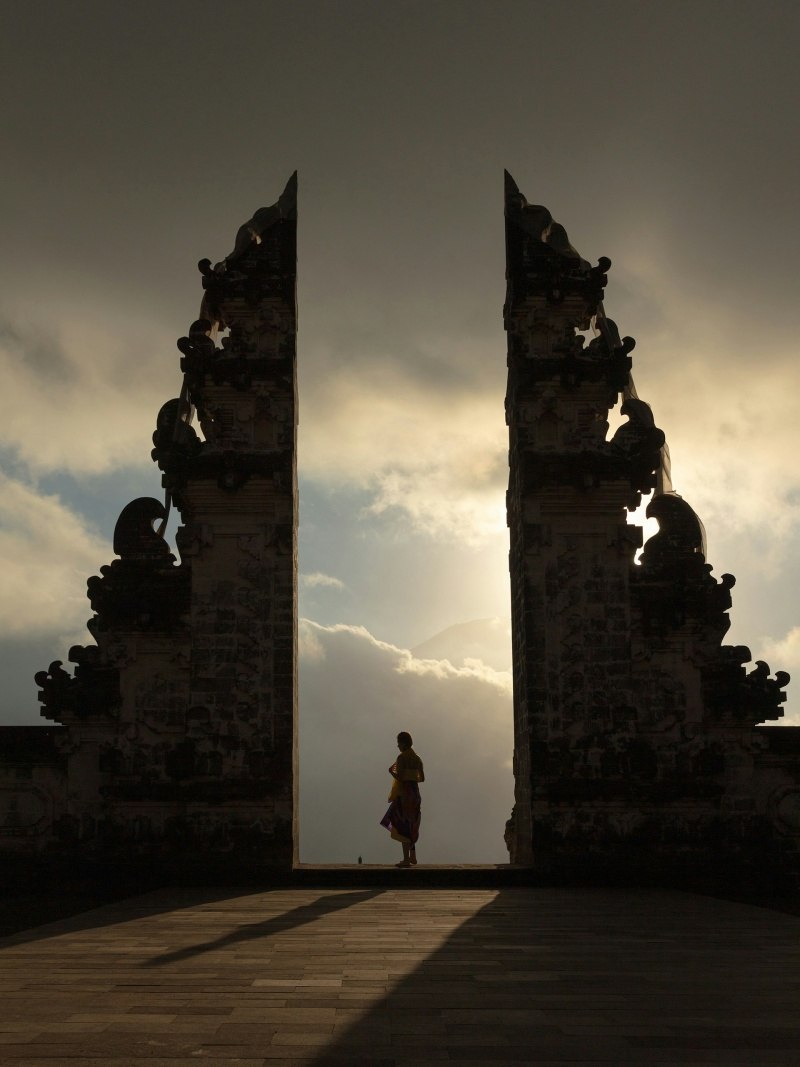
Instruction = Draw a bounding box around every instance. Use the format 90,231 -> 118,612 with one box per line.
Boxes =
651,358 -> 800,569
298,619 -> 513,864
759,627 -> 800,726
0,473 -> 109,639
299,345 -> 508,546
610,260 -> 800,578
0,300 -> 178,476
301,571 -> 346,591
411,617 -> 512,672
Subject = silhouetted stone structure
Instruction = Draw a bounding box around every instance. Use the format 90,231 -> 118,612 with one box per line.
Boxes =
503,171 -> 800,887
1,173 -> 798,890
0,175 -> 298,873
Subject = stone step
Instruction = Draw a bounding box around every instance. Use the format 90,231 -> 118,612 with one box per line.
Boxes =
291,863 -> 535,888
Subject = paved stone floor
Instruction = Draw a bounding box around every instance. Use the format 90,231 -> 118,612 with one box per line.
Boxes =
1,885 -> 799,1065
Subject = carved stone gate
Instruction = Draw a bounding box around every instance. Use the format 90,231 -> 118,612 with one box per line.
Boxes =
1,176 -> 299,871
503,172 -> 800,884
0,173 -> 798,885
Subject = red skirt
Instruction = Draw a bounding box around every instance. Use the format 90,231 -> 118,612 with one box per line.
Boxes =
380,781 -> 421,845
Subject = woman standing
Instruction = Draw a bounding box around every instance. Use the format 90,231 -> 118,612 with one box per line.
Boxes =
380,731 -> 424,867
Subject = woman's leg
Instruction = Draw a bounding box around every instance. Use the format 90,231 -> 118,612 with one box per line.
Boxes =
397,841 -> 411,867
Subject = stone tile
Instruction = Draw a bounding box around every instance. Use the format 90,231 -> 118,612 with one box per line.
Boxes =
271,1031 -> 337,1045
2,887 -> 800,1065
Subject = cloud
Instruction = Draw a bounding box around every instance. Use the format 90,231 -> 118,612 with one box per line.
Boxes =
647,354 -> 800,569
298,619 -> 513,864
591,252 -> 800,589
0,302 -> 179,476
300,571 -> 346,591
295,231 -> 799,560
0,473 -> 109,640
299,343 -> 508,546
758,627 -> 800,727
1,298 -> 510,548
411,617 -> 512,672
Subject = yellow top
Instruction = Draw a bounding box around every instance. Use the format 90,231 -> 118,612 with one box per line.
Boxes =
387,749 -> 425,801
396,748 -> 424,782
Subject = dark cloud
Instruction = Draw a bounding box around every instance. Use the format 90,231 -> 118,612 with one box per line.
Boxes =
2,1 -> 799,729
0,317 -> 74,382
3,2 -> 797,328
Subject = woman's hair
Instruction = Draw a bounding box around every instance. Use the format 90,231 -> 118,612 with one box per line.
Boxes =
397,731 -> 413,749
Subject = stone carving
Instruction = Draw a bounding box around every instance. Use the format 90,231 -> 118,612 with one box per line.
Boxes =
583,321 -> 636,391
86,498 -> 189,634
504,170 -> 588,266
198,172 -> 297,329
151,396 -> 202,500
504,171 -> 609,316
34,660 -> 77,721
176,318 -> 268,392
607,398 -> 666,493
639,492 -> 705,566
0,786 -> 51,836
35,645 -> 121,723
633,493 -> 735,639
176,319 -> 217,371
222,171 -> 298,267
113,497 -> 175,561
702,645 -> 790,725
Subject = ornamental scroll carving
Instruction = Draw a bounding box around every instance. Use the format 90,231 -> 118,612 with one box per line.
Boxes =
87,498 -> 189,634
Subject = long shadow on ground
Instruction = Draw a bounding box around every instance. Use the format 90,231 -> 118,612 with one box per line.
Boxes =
0,885 -> 266,948
141,888 -> 382,968
310,887 -> 800,1066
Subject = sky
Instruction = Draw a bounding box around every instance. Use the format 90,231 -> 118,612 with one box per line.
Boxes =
2,1 -> 799,862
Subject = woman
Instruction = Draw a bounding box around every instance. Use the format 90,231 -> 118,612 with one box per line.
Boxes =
380,731 -> 424,867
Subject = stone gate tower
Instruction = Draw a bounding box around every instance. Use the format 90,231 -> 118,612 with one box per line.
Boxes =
2,176 -> 298,872
504,172 -> 800,885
